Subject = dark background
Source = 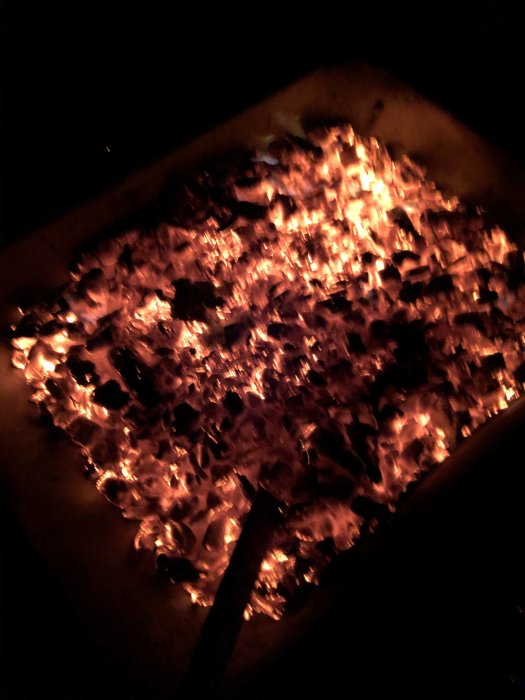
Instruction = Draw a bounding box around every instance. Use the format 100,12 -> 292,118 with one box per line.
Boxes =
2,1 -> 525,698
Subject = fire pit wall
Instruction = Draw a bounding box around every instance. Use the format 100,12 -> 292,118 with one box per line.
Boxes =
2,65 -> 525,695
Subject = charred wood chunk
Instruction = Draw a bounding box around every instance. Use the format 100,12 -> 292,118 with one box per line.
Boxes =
86,324 -> 114,351
311,426 -> 364,477
233,200 -> 269,221
369,319 -> 389,342
235,175 -> 261,189
78,268 -> 104,296
361,251 -> 376,266
399,280 -> 425,303
407,265 -> 430,278
476,288 -> 499,304
260,460 -> 294,491
477,267 -> 492,285
172,522 -> 197,556
380,265 -> 401,283
481,352 -> 506,372
346,331 -> 366,353
272,193 -> 297,218
117,243 -> 134,271
169,497 -> 195,521
171,278 -> 222,321
100,477 -> 129,506
220,417 -> 234,432
345,421 -> 381,483
238,474 -> 256,501
203,516 -> 228,552
402,438 -> 425,464
351,495 -> 390,522
156,554 -> 200,582
37,320 -> 65,337
267,322 -> 291,339
377,404 -> 404,424
69,417 -> 101,446
223,391 -> 244,415
388,207 -> 418,235
172,402 -> 201,435
425,274 -> 454,296
307,369 -> 326,386
392,250 -> 420,266
319,293 -> 352,314
288,134 -> 323,158
454,311 -> 486,333
45,378 -> 64,400
505,250 -> 525,289
513,361 -> 525,384
93,380 -> 130,410
455,410 -> 472,442
224,322 -> 250,347
110,346 -> 161,407
66,355 -> 99,386
339,142 -> 359,167
9,314 -> 37,338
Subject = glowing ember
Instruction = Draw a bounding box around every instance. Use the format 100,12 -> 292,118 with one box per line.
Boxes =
11,124 -> 525,619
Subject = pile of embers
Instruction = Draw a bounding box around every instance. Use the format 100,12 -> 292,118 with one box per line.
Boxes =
10,124 -> 525,619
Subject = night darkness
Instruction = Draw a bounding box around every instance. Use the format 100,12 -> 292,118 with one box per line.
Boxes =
2,1 -> 525,698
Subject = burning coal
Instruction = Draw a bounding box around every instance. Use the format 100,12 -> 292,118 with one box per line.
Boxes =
10,124 -> 525,619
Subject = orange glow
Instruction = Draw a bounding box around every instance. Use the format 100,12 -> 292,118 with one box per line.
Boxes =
11,124 -> 525,619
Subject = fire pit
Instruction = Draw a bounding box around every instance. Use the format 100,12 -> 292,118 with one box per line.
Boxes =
2,66 -> 525,696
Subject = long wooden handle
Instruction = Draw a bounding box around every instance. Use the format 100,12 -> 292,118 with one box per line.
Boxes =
180,487 -> 281,698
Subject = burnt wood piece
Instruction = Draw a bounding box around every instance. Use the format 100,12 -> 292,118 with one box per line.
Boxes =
109,346 -> 161,407
181,487 -> 282,698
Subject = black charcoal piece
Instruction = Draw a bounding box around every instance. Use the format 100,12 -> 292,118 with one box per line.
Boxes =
399,281 -> 425,303
319,293 -> 352,313
100,478 -> 129,506
223,391 -> 244,415
156,554 -> 200,582
93,380 -> 130,410
476,288 -> 499,304
454,311 -> 486,332
307,369 -> 326,386
224,322 -> 249,347
388,206 -> 418,235
426,274 -> 454,295
86,324 -> 114,351
481,352 -> 506,371
346,331 -> 365,353
66,355 -> 99,386
171,278 -> 222,321
513,362 -> 525,383
272,193 -> 297,218
506,250 -> 525,289
380,265 -> 401,282
110,346 -> 161,407
392,250 -> 420,266
233,200 -> 269,221
361,252 -> 375,266
68,417 -> 101,446
312,426 -> 364,477
172,402 -> 201,435
267,322 -> 291,339
45,378 -> 64,399
369,319 -> 389,342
